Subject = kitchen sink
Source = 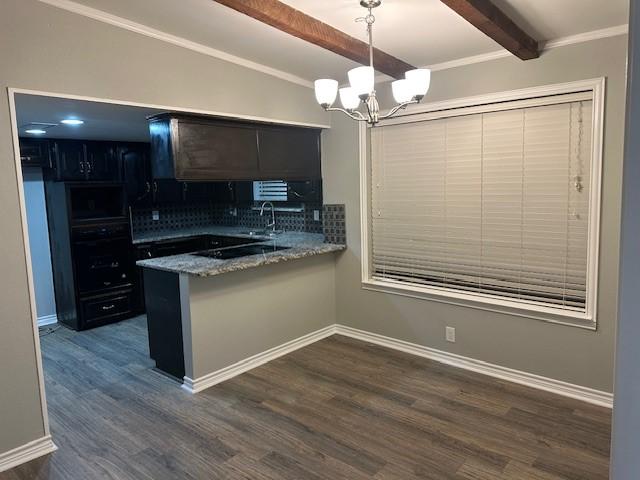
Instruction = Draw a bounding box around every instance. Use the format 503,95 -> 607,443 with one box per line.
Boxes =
193,244 -> 291,260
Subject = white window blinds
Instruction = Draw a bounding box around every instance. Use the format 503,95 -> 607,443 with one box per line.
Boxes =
370,93 -> 593,311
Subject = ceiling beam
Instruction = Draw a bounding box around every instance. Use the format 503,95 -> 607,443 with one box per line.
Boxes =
440,0 -> 539,60
211,0 -> 416,79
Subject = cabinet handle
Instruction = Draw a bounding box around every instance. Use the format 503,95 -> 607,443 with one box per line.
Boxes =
101,304 -> 116,311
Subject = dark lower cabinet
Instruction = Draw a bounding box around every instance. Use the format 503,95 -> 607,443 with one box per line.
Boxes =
45,181 -> 136,331
79,290 -> 135,330
143,268 -> 185,379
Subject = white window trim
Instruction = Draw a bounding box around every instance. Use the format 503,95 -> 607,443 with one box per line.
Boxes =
359,78 -> 605,330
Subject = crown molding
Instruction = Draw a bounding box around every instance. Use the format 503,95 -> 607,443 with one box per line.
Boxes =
36,0 -> 627,89
36,0 -> 314,89
374,23 -> 629,84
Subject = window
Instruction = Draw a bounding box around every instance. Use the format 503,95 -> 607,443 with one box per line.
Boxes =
362,81 -> 603,328
253,180 -> 288,202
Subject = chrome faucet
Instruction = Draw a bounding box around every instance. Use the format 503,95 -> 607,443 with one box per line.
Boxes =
259,201 -> 276,233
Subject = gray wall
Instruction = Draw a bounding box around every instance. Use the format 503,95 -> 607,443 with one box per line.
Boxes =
611,3 -> 640,478
0,0 -> 327,454
322,34 -> 628,393
187,255 -> 336,379
22,168 -> 57,323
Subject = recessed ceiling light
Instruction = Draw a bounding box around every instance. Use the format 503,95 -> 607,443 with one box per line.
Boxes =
25,129 -> 46,135
61,118 -> 84,126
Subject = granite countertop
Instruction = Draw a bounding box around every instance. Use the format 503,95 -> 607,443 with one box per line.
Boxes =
134,226 -> 345,277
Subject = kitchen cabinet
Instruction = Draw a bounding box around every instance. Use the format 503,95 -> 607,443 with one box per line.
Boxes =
121,143 -> 152,206
152,179 -> 183,204
258,127 -> 321,180
51,140 -> 86,180
149,113 -> 322,181
86,142 -> 119,181
19,137 -> 51,168
51,140 -> 120,181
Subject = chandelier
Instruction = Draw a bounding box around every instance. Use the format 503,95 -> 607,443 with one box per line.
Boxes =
314,0 -> 431,125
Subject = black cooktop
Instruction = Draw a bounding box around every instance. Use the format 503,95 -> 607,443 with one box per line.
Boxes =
193,244 -> 291,260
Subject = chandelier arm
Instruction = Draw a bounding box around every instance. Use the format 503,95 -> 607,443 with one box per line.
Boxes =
324,107 -> 369,122
379,99 -> 419,120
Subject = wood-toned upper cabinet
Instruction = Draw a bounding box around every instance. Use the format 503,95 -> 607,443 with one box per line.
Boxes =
176,120 -> 259,180
149,114 -> 322,181
258,127 -> 321,180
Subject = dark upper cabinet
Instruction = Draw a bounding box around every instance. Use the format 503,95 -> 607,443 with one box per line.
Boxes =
19,138 -> 51,168
258,127 -> 321,180
121,143 -> 152,206
183,182 -> 211,202
51,140 -> 120,181
150,116 -> 259,181
52,140 -> 86,180
152,179 -> 183,204
149,113 -> 321,181
85,142 -> 119,181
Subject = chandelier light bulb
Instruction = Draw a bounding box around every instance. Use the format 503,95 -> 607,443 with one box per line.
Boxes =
348,66 -> 375,98
339,87 -> 361,110
405,68 -> 431,100
314,79 -> 339,107
392,79 -> 414,103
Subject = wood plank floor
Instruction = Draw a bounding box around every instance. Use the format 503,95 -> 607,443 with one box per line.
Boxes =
2,316 -> 611,479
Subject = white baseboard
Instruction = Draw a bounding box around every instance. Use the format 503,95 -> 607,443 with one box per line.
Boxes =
0,435 -> 57,473
335,325 -> 613,408
37,314 -> 58,327
180,322 -> 612,408
182,325 -> 337,394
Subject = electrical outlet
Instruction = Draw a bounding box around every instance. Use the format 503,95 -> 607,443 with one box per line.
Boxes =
313,209 -> 320,221
152,210 -> 160,221
446,326 -> 456,343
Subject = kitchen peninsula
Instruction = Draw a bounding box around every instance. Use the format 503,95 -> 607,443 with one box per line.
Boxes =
137,227 -> 344,392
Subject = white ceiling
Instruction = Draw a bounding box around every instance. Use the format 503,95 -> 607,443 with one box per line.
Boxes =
45,0 -> 629,85
15,94 -> 163,141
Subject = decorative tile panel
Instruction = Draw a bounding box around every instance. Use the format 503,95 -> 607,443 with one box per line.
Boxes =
323,204 -> 346,245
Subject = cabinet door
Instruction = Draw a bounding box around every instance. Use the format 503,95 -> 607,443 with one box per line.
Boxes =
183,182 -> 211,202
52,140 -> 86,180
121,143 -> 152,206
152,179 -> 183,204
19,138 -> 51,168
175,120 -> 259,180
257,127 -> 321,180
86,142 -> 119,181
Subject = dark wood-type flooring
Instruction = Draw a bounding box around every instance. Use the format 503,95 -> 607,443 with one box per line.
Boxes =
2,316 -> 611,479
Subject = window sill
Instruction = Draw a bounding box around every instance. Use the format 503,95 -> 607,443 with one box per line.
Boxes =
362,277 -> 596,331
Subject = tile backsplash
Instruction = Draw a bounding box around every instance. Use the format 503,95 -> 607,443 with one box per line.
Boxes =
322,204 -> 346,245
131,202 -> 331,236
